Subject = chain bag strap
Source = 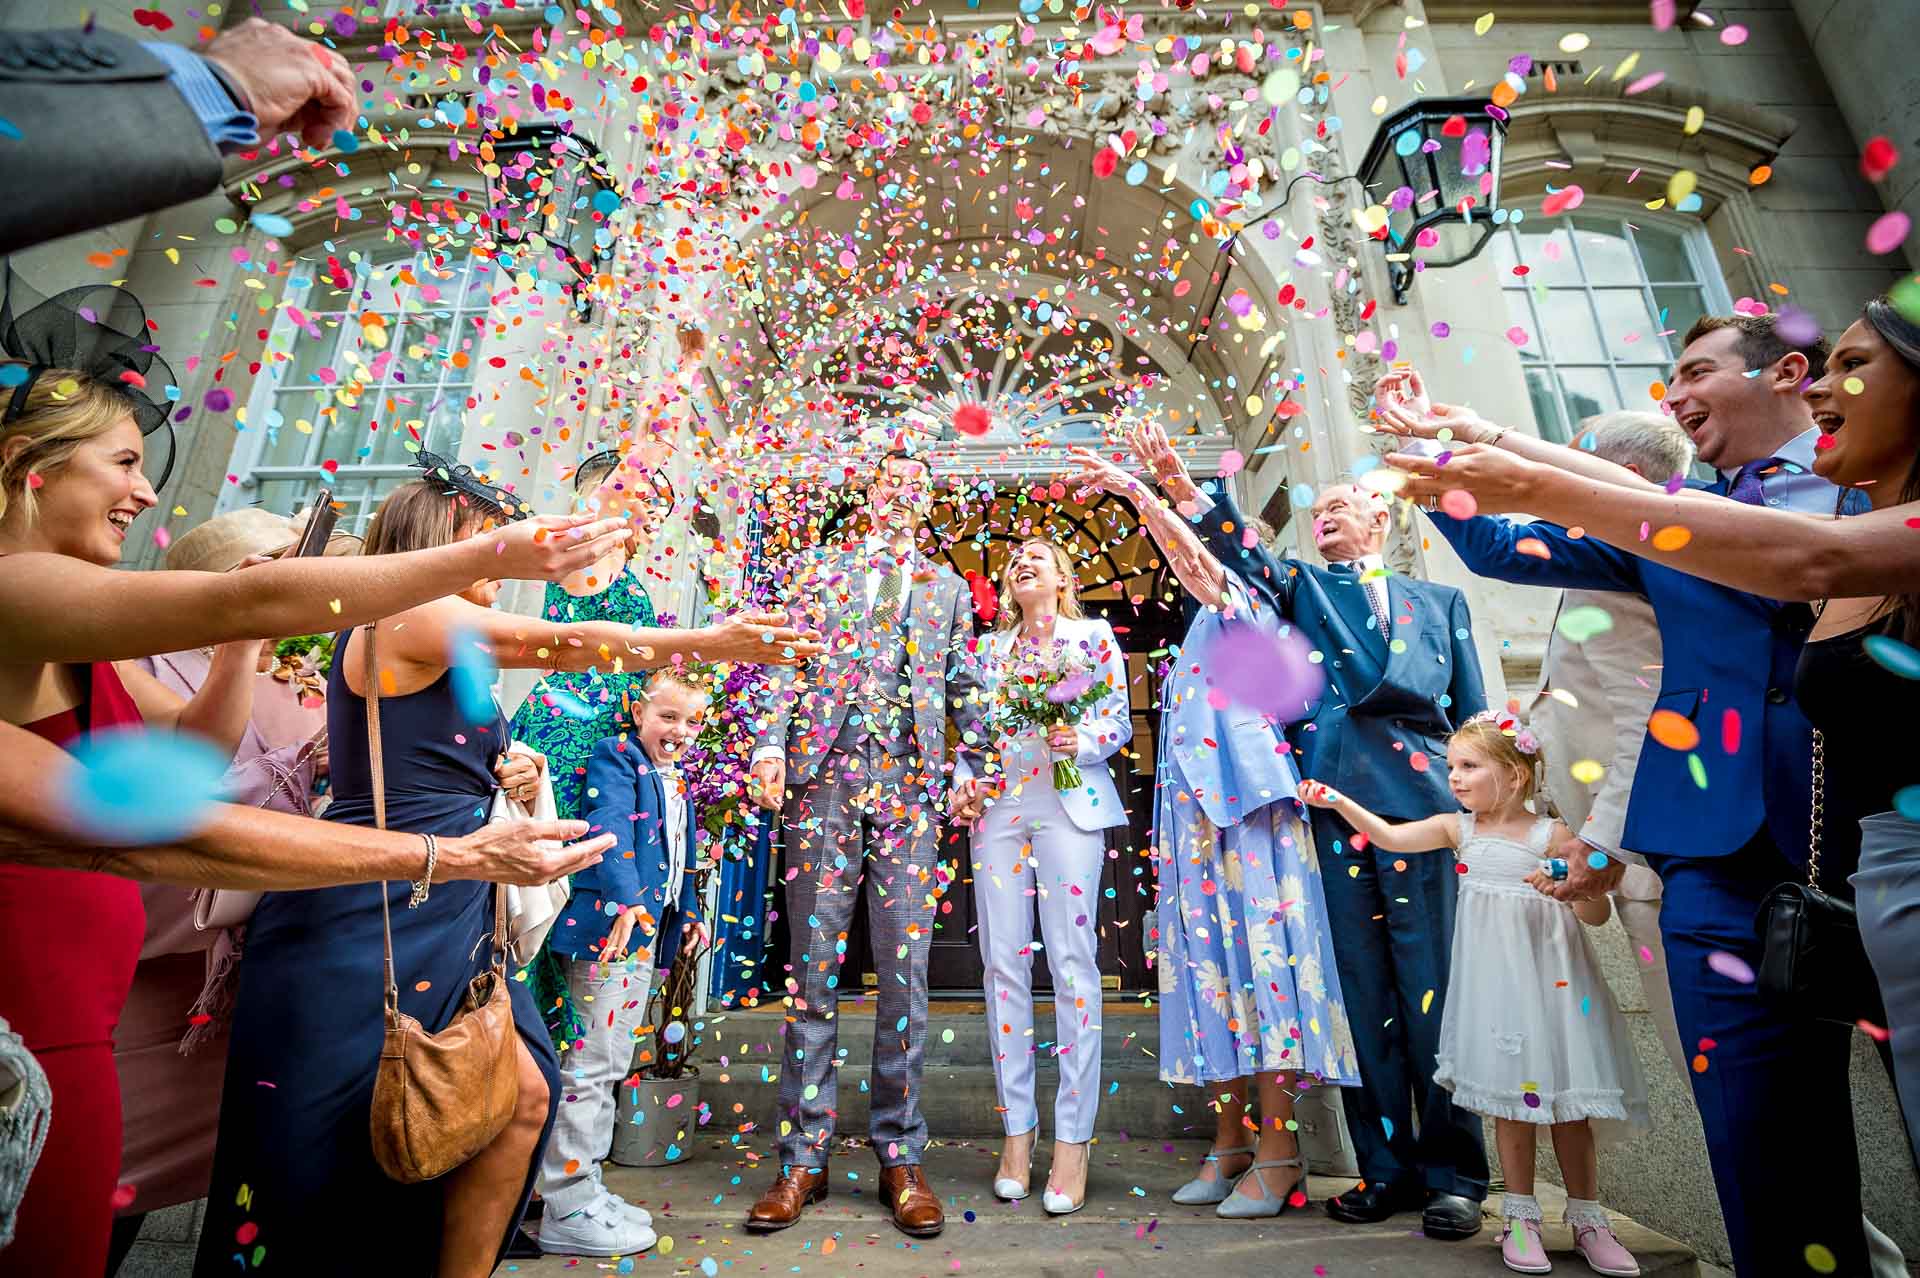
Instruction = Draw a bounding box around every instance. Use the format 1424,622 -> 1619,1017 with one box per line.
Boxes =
365,622 -> 521,1184
1754,727 -> 1886,1026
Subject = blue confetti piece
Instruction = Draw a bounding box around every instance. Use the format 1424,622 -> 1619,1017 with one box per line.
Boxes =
446,624 -> 500,726
1895,785 -> 1920,820
1865,634 -> 1920,680
1381,1116 -> 1393,1140
63,727 -> 229,842
0,365 -> 26,387
332,129 -> 359,153
0,117 -> 19,141
250,211 -> 294,238
1587,851 -> 1610,870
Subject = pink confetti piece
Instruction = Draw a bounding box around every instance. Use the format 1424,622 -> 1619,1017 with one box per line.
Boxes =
1707,951 -> 1755,984
1624,72 -> 1667,95
1866,211 -> 1911,256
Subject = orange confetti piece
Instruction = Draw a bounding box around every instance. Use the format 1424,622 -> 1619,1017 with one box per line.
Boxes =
1749,165 -> 1772,185
1517,537 -> 1551,559
1651,525 -> 1693,551
1648,708 -> 1701,751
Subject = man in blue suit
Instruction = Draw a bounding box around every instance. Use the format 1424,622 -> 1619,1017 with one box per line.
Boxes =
1131,426 -> 1491,1240
1384,313 -> 1874,1275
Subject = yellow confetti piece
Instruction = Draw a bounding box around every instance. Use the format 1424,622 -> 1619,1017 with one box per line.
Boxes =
1570,759 -> 1606,785
1651,524 -> 1692,551
1473,12 -> 1495,35
327,599 -> 341,614
1683,105 -> 1705,135
1421,989 -> 1434,1014
1666,169 -> 1697,205
657,1235 -> 674,1255
1558,32 -> 1589,53
1843,375 -> 1865,395
1805,1245 -> 1837,1273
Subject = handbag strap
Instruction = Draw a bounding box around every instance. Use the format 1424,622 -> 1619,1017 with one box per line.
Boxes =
366,624 -> 402,1019
1807,727 -> 1825,890
366,625 -> 509,1022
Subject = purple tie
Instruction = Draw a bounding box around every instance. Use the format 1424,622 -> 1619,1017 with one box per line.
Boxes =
1726,456 -> 1785,505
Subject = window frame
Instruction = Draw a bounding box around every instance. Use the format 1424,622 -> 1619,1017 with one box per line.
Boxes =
218,241 -> 498,533
1494,204 -> 1733,443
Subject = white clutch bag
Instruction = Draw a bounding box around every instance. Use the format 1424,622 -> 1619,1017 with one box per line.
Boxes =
491,741 -> 572,966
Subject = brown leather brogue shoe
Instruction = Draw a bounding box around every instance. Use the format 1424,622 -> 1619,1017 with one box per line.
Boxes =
745,1165 -> 828,1233
878,1163 -> 944,1237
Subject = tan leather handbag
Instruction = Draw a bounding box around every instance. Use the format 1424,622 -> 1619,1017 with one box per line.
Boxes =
362,623 -> 520,1184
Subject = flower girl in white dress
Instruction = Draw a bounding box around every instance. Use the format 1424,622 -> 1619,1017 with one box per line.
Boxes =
1299,712 -> 1647,1277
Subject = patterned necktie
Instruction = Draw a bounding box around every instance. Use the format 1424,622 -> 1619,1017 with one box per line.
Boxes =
1726,456 -> 1786,505
872,558 -> 905,627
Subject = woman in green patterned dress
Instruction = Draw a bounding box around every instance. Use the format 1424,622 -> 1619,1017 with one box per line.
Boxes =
508,447 -> 670,819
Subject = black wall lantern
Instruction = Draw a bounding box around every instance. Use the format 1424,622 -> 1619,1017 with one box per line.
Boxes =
485,126 -> 619,322
1356,96 -> 1508,304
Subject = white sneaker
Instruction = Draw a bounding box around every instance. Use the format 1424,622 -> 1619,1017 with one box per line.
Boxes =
537,1196 -> 657,1256
602,1189 -> 652,1228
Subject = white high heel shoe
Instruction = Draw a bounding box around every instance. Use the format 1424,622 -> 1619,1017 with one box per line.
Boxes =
1042,1141 -> 1089,1216
993,1132 -> 1036,1202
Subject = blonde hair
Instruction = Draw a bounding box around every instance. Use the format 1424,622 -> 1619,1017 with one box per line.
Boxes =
995,536 -> 1084,632
1449,715 -> 1544,811
641,667 -> 710,702
0,366 -> 142,526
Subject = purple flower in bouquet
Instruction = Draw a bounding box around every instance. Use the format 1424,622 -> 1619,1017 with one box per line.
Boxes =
1045,669 -> 1096,705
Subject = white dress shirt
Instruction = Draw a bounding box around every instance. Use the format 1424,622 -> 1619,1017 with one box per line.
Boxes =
1715,426 -> 1843,515
1338,551 -> 1391,635
657,764 -> 688,906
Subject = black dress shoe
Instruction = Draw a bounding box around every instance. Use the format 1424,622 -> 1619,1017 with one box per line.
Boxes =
1325,1179 -> 1425,1224
1422,1191 -> 1483,1240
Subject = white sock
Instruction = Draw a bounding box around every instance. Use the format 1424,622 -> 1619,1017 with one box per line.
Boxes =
1564,1196 -> 1609,1229
1502,1191 -> 1543,1222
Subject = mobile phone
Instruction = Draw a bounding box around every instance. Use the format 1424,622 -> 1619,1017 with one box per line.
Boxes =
291,489 -> 338,558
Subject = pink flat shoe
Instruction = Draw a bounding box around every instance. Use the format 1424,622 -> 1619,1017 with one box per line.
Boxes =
1500,1218 -> 1552,1274
1573,1222 -> 1640,1276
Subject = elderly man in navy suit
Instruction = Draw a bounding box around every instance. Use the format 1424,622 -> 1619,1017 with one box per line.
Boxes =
1123,423 -> 1491,1241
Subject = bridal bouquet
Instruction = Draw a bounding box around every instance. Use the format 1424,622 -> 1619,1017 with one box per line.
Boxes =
992,637 -> 1111,791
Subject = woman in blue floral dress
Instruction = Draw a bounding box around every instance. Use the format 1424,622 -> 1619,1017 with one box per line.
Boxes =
1071,446 -> 1357,1221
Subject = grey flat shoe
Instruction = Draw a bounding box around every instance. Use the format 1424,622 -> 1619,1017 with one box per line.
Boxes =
1171,1145 -> 1255,1205
1215,1155 -> 1306,1220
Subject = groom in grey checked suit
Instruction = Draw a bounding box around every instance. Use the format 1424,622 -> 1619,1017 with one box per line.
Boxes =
744,448 -> 989,1238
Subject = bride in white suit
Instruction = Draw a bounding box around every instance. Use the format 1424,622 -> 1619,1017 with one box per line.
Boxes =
963,537 -> 1132,1216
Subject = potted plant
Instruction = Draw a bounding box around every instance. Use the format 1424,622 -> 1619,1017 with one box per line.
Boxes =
610,664 -> 756,1166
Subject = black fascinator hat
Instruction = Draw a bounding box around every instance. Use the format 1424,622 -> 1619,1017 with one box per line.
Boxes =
1,266 -> 179,489
413,448 -> 529,523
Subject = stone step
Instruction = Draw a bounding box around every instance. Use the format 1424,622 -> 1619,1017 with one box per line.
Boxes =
507,1139 -> 1703,1278
685,1006 -> 1359,1171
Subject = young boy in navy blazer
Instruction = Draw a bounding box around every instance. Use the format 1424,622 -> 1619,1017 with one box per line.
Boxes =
534,669 -> 708,1258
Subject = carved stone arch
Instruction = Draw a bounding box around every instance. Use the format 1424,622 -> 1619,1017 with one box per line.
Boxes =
1503,82 -> 1799,303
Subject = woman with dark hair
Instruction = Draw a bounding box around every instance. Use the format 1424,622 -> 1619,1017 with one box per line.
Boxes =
196,464 -> 817,1277
1389,295 -> 1920,1163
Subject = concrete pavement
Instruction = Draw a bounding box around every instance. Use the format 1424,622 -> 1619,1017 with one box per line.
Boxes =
508,1137 -> 1701,1276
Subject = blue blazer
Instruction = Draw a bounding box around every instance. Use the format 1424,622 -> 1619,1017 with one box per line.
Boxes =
551,737 -> 701,963
1195,488 -> 1487,818
1424,508 -> 1813,862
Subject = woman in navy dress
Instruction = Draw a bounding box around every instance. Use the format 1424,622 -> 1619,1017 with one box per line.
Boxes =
198,468 -> 818,1276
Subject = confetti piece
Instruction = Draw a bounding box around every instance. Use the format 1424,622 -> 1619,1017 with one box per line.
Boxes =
1647,709 -> 1701,752
1866,211 -> 1911,256
1650,525 -> 1692,552
62,728 -> 229,842
1209,621 -> 1327,722
1707,951 -> 1755,984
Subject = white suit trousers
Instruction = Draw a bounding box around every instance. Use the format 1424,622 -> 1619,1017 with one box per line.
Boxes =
973,774 -> 1107,1143
537,956 -> 655,1217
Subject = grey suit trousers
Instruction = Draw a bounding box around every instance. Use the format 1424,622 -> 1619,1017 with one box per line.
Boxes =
774,714 -> 942,1168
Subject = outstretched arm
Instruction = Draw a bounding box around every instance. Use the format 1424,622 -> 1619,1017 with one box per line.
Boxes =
1390,445 -> 1894,601
1067,446 -> 1229,607
0,724 -> 609,887
0,515 -> 631,664
1375,368 -> 1672,492
1297,780 -> 1460,853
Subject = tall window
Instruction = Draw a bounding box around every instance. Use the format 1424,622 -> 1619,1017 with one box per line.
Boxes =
1493,212 -> 1730,441
223,244 -> 496,531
